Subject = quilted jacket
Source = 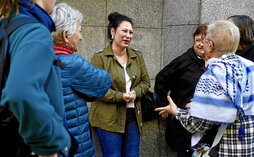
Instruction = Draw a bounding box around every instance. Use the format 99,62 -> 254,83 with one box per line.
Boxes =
56,52 -> 111,157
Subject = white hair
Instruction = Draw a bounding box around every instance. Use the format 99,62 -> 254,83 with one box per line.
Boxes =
51,3 -> 83,42
206,20 -> 240,54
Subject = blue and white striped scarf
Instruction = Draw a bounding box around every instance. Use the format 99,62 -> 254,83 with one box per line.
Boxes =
190,54 -> 254,124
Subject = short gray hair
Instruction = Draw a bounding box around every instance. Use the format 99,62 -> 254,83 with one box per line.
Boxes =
206,20 -> 240,54
51,3 -> 83,43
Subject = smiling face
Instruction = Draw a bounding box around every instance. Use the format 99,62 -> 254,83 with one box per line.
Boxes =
111,21 -> 133,49
201,35 -> 214,61
193,34 -> 205,59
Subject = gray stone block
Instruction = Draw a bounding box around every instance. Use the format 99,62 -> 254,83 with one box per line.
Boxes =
130,28 -> 162,80
140,119 -> 176,157
164,0 -> 201,25
91,128 -> 103,157
56,0 -> 106,26
150,79 -> 155,91
107,0 -> 163,28
78,27 -> 107,61
201,0 -> 254,23
163,25 -> 198,66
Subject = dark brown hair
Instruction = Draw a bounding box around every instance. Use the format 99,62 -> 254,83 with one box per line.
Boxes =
107,12 -> 133,40
193,23 -> 208,39
227,15 -> 254,47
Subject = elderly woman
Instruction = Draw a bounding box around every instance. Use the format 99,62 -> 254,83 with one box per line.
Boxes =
156,20 -> 254,156
227,15 -> 254,61
154,24 -> 207,157
89,12 -> 150,157
51,3 -> 111,157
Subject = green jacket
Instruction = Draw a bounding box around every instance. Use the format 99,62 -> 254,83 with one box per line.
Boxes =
89,44 -> 150,133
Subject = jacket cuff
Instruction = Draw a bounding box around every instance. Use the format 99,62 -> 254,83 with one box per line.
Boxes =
115,92 -> 124,102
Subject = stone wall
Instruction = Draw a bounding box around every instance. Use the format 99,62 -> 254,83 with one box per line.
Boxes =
56,0 -> 254,156
164,0 -> 254,67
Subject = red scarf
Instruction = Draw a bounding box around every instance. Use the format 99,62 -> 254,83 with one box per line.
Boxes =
54,45 -> 74,55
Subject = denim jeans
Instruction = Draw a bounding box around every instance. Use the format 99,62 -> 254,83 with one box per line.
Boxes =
96,108 -> 140,157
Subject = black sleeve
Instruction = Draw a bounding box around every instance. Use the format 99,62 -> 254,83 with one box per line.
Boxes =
154,55 -> 185,106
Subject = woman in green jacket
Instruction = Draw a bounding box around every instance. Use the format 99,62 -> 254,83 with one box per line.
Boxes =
90,12 -> 150,157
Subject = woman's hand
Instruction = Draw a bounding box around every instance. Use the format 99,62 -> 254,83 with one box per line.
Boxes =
123,91 -> 136,103
123,93 -> 132,103
155,96 -> 178,117
129,91 -> 136,101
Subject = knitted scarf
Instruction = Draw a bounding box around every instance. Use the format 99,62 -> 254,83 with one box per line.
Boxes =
54,45 -> 74,55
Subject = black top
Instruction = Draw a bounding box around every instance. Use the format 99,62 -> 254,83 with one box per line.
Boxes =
236,44 -> 254,62
154,47 -> 205,152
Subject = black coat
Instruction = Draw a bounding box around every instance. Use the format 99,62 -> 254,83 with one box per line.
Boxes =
154,47 -> 205,152
236,44 -> 254,62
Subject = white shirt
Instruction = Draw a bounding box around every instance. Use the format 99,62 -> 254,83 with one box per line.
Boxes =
122,64 -> 135,108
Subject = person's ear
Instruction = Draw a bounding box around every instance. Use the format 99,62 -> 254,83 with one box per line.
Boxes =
62,30 -> 69,44
207,40 -> 214,52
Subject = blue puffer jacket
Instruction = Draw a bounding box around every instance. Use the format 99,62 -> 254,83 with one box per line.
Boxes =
56,53 -> 112,157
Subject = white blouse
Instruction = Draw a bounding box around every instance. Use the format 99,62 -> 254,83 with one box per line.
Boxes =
122,64 -> 135,108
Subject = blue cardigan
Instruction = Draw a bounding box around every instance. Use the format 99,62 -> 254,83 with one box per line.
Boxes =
56,54 -> 111,157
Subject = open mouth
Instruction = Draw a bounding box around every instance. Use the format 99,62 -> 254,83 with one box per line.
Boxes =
123,40 -> 130,44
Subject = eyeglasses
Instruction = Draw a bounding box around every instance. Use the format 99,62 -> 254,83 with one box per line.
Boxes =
201,35 -> 212,44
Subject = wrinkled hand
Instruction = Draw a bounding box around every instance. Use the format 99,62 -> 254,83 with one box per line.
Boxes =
39,153 -> 57,157
155,96 -> 178,117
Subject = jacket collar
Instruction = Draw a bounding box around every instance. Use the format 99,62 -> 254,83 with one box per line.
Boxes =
104,44 -> 137,59
187,47 -> 205,70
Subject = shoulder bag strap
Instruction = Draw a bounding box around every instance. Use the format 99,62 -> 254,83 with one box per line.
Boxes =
206,124 -> 227,157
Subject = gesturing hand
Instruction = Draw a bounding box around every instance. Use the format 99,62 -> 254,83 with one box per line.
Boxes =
155,96 -> 178,117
